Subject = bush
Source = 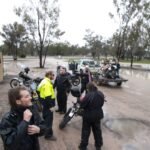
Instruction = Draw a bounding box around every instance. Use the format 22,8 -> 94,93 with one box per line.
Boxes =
20,54 -> 26,58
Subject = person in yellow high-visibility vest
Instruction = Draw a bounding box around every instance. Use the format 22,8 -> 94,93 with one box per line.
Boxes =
37,71 -> 56,141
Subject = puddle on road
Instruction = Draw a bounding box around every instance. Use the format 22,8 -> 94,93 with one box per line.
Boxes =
104,118 -> 150,150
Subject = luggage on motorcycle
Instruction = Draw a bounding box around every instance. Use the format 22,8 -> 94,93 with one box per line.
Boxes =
70,87 -> 81,98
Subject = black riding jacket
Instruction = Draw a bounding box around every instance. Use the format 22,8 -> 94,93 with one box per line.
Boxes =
54,73 -> 71,93
80,91 -> 104,119
0,105 -> 46,150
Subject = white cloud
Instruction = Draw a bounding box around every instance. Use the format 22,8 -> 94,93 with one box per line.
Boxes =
58,0 -> 118,46
0,0 -> 118,46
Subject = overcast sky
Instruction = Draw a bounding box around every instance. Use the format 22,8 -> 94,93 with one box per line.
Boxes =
0,0 -> 118,46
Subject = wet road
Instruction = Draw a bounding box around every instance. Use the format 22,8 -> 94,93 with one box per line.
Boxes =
1,57 -> 150,150
95,68 -> 150,150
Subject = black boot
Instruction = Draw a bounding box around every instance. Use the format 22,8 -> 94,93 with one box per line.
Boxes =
78,145 -> 87,150
95,147 -> 101,150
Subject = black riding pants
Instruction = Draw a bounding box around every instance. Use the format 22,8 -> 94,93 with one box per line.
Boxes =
57,91 -> 67,113
80,117 -> 103,149
41,99 -> 53,137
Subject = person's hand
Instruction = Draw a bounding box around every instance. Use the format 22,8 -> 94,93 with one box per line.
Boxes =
80,95 -> 85,101
50,107 -> 55,112
23,109 -> 32,122
28,125 -> 40,135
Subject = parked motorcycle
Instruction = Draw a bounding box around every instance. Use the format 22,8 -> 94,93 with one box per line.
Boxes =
10,67 -> 42,88
59,87 -> 107,129
10,66 -> 43,112
59,87 -> 83,129
57,65 -> 80,86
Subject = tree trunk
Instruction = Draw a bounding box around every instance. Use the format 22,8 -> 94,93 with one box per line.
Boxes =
97,48 -> 100,60
130,53 -> 133,68
39,46 -> 43,68
13,46 -> 17,61
116,38 -> 121,61
43,46 -> 48,68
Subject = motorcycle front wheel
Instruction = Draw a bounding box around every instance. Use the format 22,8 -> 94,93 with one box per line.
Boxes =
59,108 -> 74,129
10,79 -> 21,88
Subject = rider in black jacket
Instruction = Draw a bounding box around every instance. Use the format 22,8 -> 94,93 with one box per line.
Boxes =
0,87 -> 46,150
80,67 -> 92,94
79,82 -> 105,150
54,67 -> 71,114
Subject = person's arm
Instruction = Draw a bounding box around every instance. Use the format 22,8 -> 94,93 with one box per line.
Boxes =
80,94 -> 90,109
28,106 -> 46,136
36,119 -> 46,136
65,78 -> 71,93
53,77 -> 57,89
98,91 -> 105,107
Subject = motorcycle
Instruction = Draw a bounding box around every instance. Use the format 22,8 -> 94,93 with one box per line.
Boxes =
59,87 -> 107,129
93,64 -> 128,86
57,65 -> 80,86
10,67 -> 42,88
10,66 -> 43,112
98,64 -> 119,78
59,87 -> 83,129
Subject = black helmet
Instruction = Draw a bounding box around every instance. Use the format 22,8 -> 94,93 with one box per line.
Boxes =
71,87 -> 81,98
24,67 -> 30,74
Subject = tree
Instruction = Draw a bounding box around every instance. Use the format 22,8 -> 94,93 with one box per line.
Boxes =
110,0 -> 150,61
0,22 -> 27,60
83,29 -> 103,60
15,0 -> 64,68
126,21 -> 141,67
46,42 -> 88,56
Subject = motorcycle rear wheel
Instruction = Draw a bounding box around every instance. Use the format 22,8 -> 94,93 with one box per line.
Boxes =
71,77 -> 80,86
10,79 -> 21,88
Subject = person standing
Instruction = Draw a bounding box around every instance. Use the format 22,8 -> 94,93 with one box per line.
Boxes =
54,67 -> 71,114
80,67 -> 92,94
115,59 -> 120,76
0,87 -> 46,150
37,71 -> 56,140
79,82 -> 105,150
